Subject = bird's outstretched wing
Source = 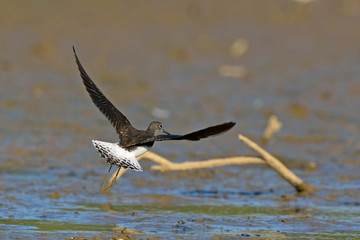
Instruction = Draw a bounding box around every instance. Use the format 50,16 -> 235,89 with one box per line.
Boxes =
122,122 -> 236,148
73,47 -> 133,138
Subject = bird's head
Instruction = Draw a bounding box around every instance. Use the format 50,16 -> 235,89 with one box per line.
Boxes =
147,121 -> 170,136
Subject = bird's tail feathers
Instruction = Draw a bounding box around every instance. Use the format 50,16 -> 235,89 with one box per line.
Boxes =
92,140 -> 143,171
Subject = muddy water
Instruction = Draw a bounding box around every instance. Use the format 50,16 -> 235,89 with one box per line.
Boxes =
1,1 -> 360,239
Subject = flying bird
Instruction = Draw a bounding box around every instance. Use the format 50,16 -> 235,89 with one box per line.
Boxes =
73,47 -> 236,188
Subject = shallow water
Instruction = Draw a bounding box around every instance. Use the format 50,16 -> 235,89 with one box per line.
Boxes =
1,1 -> 360,239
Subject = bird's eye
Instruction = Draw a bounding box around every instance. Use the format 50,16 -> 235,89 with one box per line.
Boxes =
159,124 -> 163,128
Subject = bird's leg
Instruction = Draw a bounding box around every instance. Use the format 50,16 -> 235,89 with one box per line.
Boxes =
100,164 -> 113,188
104,167 -> 121,191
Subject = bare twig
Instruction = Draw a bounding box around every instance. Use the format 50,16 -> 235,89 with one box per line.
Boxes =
262,115 -> 282,144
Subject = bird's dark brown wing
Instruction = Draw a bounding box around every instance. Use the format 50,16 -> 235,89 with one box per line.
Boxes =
121,122 -> 236,148
73,47 -> 133,139
168,122 -> 236,141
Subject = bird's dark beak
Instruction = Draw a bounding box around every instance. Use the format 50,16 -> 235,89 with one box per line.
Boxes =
163,130 -> 171,135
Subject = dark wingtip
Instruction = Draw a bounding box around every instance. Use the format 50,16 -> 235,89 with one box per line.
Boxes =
72,46 -> 83,72
72,46 -> 79,61
224,121 -> 236,129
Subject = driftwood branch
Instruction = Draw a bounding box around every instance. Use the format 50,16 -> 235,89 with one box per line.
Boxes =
103,115 -> 315,194
103,139 -> 314,193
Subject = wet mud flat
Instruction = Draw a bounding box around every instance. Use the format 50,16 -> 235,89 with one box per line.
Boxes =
1,162 -> 359,239
1,0 -> 360,239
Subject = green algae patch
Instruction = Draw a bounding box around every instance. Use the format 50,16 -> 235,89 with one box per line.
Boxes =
0,219 -> 115,232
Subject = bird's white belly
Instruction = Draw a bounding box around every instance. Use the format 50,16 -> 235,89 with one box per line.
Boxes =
132,146 -> 150,157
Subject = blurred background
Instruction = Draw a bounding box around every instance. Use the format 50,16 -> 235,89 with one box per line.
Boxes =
1,0 -> 360,239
